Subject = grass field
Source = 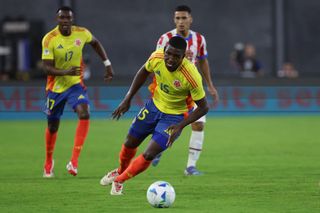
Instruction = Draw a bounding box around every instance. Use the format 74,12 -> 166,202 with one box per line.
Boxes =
0,116 -> 320,213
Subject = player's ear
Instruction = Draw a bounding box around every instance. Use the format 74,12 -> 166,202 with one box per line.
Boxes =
190,15 -> 193,24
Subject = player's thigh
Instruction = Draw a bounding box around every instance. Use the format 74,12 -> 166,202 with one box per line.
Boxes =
124,134 -> 145,149
67,84 -> 90,111
128,102 -> 159,141
152,114 -> 184,150
45,91 -> 67,120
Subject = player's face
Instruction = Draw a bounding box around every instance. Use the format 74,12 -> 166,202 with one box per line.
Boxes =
164,45 -> 185,72
56,10 -> 74,35
174,11 -> 192,37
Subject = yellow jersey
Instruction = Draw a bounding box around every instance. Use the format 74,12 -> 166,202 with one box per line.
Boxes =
145,49 -> 205,114
41,25 -> 93,93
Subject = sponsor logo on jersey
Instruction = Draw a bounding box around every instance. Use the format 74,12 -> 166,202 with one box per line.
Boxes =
155,70 -> 161,76
78,94 -> 85,100
57,44 -> 63,49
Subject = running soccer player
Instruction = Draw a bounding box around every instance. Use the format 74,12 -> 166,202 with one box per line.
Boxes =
99,36 -> 209,195
151,5 -> 219,175
41,6 -> 114,177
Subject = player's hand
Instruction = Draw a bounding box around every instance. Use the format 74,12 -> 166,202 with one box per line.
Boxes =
207,85 -> 219,103
104,66 -> 114,82
112,99 -> 130,120
65,66 -> 81,76
166,124 -> 183,147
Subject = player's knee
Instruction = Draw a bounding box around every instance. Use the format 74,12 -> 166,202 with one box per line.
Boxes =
143,152 -> 156,161
48,125 -> 58,133
78,111 -> 90,120
191,122 -> 204,131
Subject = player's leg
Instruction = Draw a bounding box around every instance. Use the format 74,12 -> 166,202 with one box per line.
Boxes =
43,119 -> 60,178
151,152 -> 163,166
66,84 -> 90,176
111,139 -> 162,195
100,134 -> 142,186
185,115 -> 205,176
101,100 -> 157,191
110,112 -> 184,195
115,140 -> 162,183
43,91 -> 65,178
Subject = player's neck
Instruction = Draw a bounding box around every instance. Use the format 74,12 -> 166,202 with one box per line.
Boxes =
177,30 -> 189,38
59,27 -> 72,36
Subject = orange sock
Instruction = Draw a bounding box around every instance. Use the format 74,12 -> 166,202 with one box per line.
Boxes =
118,144 -> 138,174
45,128 -> 57,164
71,119 -> 90,167
115,154 -> 151,183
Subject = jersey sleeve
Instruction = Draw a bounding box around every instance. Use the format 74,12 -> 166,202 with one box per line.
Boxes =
145,52 -> 155,73
156,34 -> 169,50
145,50 -> 163,72
189,68 -> 206,101
197,34 -> 208,60
83,28 -> 93,43
41,34 -> 54,60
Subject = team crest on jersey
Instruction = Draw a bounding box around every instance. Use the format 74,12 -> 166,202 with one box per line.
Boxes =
75,39 -> 81,46
173,80 -> 181,88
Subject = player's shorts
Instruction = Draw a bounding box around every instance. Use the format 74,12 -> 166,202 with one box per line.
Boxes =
192,104 -> 206,123
128,99 -> 185,150
44,84 -> 89,120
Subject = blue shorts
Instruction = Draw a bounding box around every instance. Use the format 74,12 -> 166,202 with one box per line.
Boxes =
44,84 -> 89,120
129,99 -> 185,150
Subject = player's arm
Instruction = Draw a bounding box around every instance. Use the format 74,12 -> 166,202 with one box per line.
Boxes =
198,58 -> 219,102
166,97 -> 209,147
89,36 -> 114,82
180,97 -> 209,128
42,59 -> 80,76
112,65 -> 151,120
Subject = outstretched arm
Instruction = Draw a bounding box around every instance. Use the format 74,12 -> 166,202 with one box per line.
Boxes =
166,97 -> 209,146
198,58 -> 219,102
90,36 -> 114,82
112,65 -> 151,120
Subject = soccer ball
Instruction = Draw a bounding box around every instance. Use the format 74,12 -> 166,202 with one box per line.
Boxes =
146,181 -> 176,208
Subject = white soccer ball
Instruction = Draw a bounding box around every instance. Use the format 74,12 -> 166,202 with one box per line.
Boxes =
146,180 -> 176,208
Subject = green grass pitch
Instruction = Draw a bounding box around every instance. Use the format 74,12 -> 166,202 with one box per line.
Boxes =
0,116 -> 319,212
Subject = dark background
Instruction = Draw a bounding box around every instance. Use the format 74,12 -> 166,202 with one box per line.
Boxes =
0,0 -> 319,83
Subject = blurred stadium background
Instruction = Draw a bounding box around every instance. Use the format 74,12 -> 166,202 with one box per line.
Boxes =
0,0 -> 319,118
1,1 -> 320,212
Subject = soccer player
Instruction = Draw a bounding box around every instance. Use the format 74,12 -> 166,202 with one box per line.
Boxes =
99,36 -> 209,195
41,6 -> 114,177
151,5 -> 219,175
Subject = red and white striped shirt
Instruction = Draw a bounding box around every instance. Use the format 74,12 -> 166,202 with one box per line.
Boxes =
156,29 -> 208,64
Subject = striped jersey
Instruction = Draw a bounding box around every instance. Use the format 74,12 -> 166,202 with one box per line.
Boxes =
156,29 -> 208,64
145,49 -> 205,115
41,25 -> 93,93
